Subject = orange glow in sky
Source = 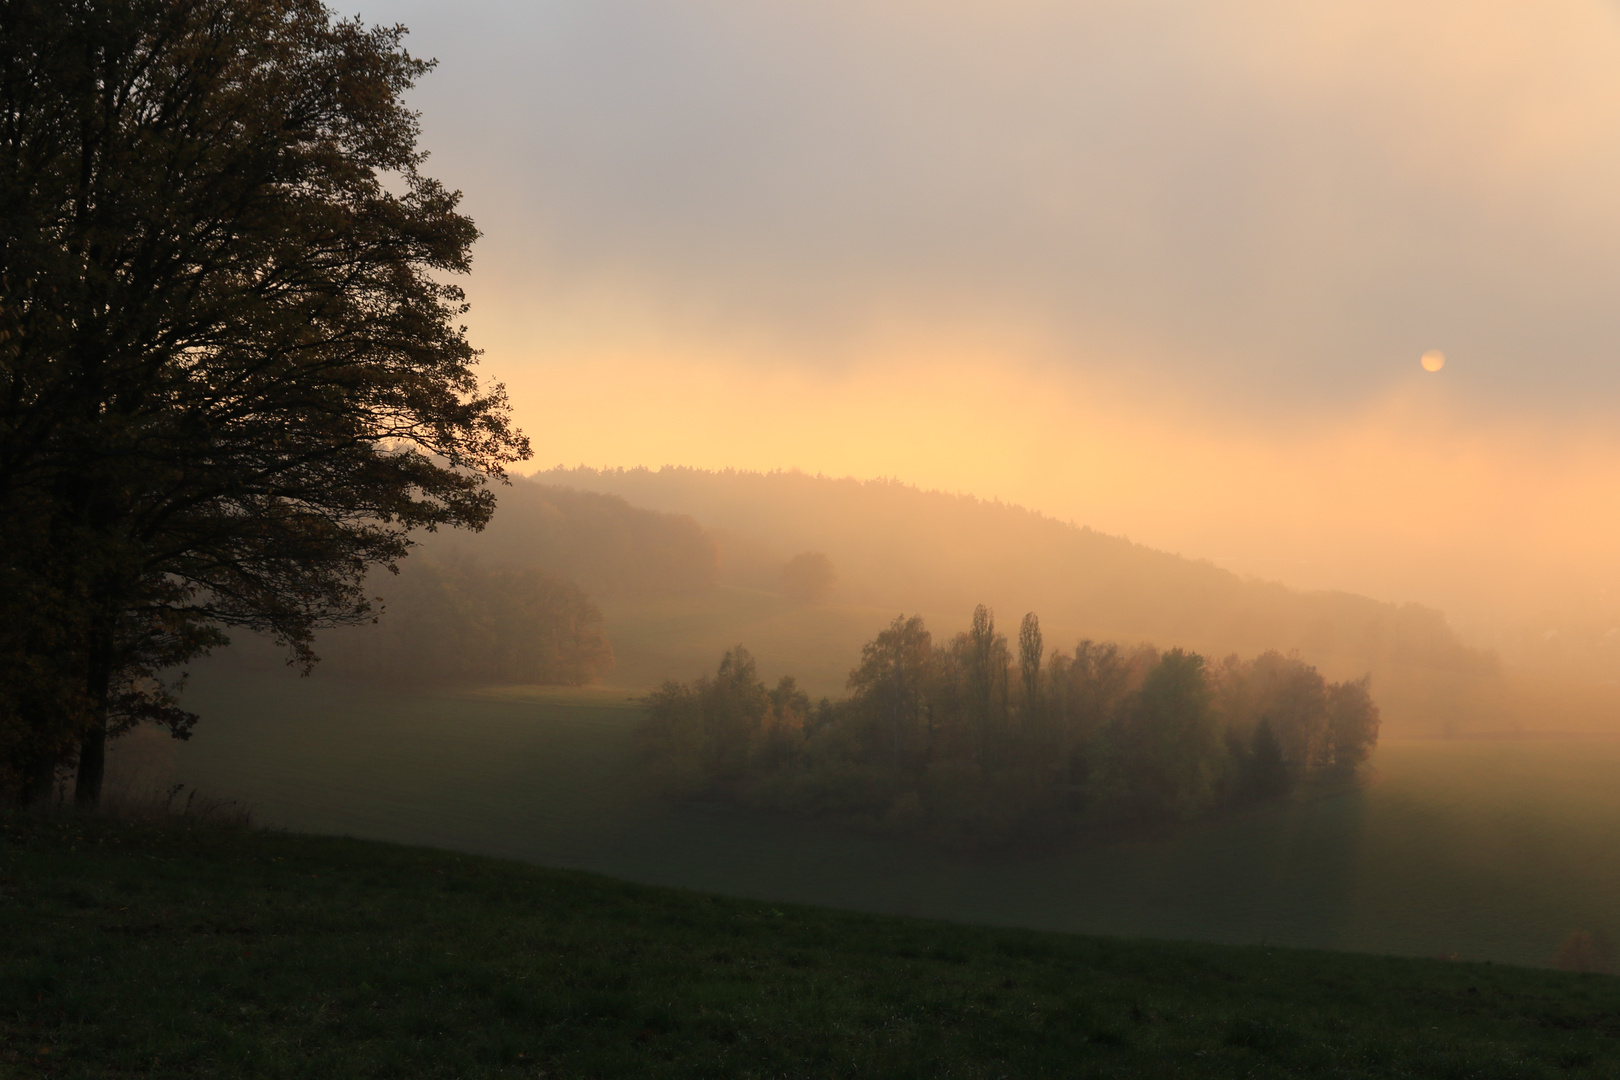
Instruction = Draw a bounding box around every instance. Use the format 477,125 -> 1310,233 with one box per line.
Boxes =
495,330 -> 1620,650
352,0 -> 1620,659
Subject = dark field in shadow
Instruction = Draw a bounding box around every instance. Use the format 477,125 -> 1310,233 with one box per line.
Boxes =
162,666 -> 1620,969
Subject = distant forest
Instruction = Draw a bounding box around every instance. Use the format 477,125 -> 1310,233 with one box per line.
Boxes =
639,608 -> 1379,846
534,466 -> 1495,676
422,480 -> 719,596
315,558 -> 613,686
310,483 -> 717,686
292,469 -> 1494,726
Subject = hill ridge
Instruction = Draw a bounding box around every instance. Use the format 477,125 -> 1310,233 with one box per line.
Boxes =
526,464 -> 1495,678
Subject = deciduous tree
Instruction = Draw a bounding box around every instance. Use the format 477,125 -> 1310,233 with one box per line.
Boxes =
779,551 -> 835,603
1324,676 -> 1380,774
0,0 -> 527,804
1017,611 -> 1043,717
847,614 -> 932,764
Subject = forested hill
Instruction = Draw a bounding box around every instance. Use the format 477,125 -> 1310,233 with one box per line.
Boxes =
233,482 -> 717,687
530,466 -> 1493,676
423,479 -> 720,596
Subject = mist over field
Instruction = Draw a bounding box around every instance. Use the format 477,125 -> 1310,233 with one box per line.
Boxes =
171,457 -> 1620,966
23,6 -> 1620,1076
109,0 -> 1620,976
342,0 -> 1620,665
263,466 -> 1611,743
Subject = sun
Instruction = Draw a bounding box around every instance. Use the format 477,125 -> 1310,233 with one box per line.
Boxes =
1420,350 -> 1446,373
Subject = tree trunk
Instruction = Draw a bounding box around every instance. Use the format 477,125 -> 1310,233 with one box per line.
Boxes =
74,721 -> 106,808
20,754 -> 57,808
73,622 -> 115,809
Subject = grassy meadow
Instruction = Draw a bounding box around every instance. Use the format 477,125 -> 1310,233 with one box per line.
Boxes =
5,811 -> 1620,1079
150,664 -> 1620,972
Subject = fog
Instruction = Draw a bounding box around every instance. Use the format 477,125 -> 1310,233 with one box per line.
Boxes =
517,355 -> 1620,677
322,0 -> 1620,674
138,1 -> 1620,971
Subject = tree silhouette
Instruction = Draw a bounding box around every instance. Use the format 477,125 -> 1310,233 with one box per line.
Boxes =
1018,612 -> 1043,715
1244,718 -> 1291,800
848,614 -> 932,764
779,551 -> 836,602
961,605 -> 1007,764
0,0 -> 527,804
640,612 -> 1382,843
1325,677 -> 1381,773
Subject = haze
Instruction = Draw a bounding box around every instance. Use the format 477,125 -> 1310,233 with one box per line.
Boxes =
26,3 -> 1620,1050
357,0 -> 1620,661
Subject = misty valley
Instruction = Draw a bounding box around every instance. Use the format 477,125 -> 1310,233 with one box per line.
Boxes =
164,666 -> 1620,973
14,7 -> 1620,1073
145,469 -> 1620,972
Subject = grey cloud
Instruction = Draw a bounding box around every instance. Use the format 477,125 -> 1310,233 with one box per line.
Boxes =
364,0 -> 1620,411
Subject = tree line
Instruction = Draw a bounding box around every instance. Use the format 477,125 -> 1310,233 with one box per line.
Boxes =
317,557 -> 613,686
422,480 -> 720,597
536,466 -> 1496,679
639,607 -> 1379,845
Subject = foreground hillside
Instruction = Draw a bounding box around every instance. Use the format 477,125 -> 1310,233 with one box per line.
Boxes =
3,813 -> 1617,1078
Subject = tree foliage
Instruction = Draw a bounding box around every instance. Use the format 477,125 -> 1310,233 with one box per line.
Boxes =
640,611 -> 1382,846
640,648 -> 811,795
0,0 -> 527,803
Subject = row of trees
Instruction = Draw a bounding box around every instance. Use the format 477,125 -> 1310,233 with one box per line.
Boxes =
318,557 -> 613,686
0,1 -> 526,804
640,608 -> 1380,844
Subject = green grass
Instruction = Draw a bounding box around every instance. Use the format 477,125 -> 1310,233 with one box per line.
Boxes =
3,812 -> 1619,1079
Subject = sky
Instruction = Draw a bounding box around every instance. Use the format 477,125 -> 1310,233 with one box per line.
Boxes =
356,0 -> 1620,656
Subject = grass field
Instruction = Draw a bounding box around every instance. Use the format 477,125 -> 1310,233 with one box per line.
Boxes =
4,811 -> 1620,1079
152,667 -> 1620,971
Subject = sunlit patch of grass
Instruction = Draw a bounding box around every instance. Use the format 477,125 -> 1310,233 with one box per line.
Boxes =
1,812 -> 1617,1078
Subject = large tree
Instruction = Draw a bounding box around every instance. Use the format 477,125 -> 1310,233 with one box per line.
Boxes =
847,614 -> 932,765
0,0 -> 528,804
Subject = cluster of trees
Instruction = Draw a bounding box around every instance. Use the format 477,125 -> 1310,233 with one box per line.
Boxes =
640,608 -> 1380,845
318,558 -> 613,686
0,1 -> 526,805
